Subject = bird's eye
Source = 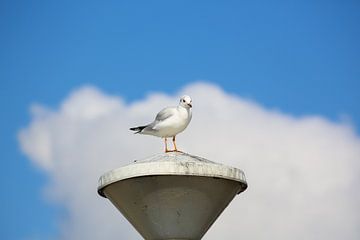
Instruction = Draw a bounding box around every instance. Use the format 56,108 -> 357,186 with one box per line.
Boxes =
182,99 -> 185,102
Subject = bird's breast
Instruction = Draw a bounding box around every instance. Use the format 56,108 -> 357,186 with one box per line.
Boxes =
154,109 -> 191,137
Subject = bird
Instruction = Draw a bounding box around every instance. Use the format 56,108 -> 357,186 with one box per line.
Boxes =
130,95 -> 192,152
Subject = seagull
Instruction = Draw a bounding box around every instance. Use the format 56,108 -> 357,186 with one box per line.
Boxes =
130,95 -> 192,152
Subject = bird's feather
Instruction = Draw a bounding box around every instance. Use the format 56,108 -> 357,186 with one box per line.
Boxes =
129,125 -> 147,133
155,107 -> 177,121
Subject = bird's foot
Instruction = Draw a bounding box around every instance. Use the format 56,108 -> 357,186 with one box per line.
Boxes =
165,149 -> 183,153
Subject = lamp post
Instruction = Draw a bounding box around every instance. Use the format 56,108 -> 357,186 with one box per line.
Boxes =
98,152 -> 247,240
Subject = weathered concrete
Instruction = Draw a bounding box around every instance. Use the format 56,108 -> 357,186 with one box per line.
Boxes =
98,152 -> 247,240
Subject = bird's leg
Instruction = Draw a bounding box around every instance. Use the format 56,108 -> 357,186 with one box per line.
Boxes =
164,138 -> 170,152
172,136 -> 181,152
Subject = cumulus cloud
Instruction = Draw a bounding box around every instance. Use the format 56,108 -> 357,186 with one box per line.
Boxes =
19,82 -> 360,240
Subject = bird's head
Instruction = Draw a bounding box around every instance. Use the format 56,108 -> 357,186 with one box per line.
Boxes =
179,95 -> 192,109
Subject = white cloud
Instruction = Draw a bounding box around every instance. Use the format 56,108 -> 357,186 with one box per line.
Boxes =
19,82 -> 360,240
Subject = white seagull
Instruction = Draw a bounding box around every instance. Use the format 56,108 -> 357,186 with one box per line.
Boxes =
130,95 -> 193,152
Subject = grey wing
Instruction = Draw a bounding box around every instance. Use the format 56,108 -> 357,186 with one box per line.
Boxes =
155,107 -> 176,122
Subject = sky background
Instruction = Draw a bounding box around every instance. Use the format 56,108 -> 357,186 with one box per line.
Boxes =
1,1 -> 360,239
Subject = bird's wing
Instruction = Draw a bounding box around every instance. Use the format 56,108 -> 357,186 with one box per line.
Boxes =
155,107 -> 176,122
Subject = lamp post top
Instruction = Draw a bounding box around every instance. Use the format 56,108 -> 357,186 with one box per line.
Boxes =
98,152 -> 247,197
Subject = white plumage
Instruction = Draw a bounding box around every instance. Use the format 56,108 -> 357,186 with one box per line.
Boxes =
130,95 -> 192,152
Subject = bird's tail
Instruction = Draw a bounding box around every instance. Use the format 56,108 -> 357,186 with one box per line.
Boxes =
129,125 -> 147,134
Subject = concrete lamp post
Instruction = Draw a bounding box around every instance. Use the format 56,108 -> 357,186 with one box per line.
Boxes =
98,152 -> 247,240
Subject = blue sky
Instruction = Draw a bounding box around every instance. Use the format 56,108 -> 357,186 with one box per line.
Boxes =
1,1 -> 359,239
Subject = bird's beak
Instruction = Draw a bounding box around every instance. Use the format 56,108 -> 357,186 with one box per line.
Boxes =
188,103 -> 192,108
